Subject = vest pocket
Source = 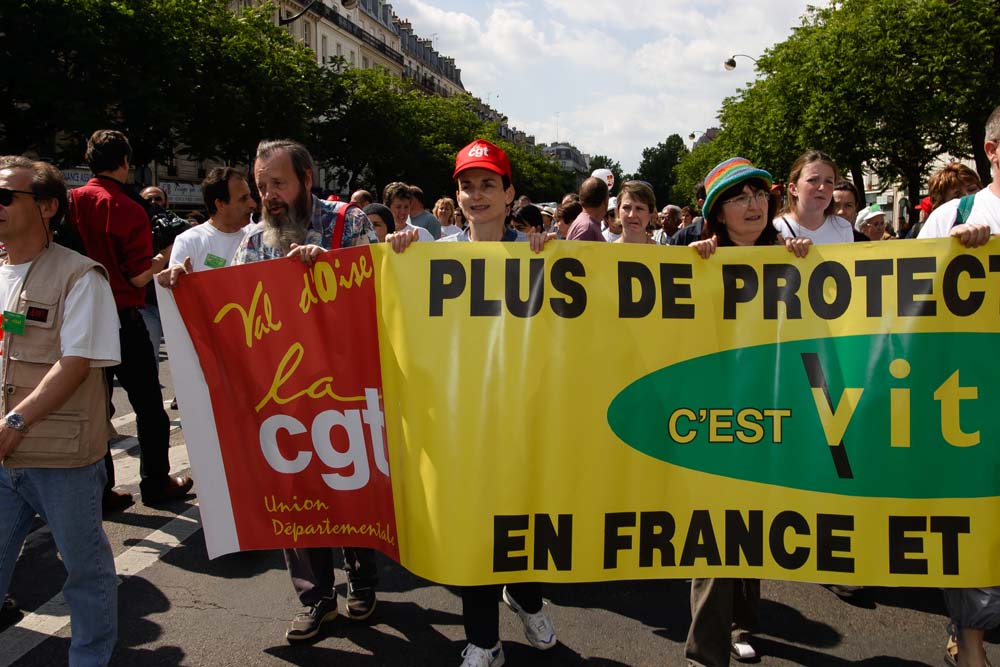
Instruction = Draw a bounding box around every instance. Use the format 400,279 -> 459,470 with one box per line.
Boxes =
17,411 -> 85,457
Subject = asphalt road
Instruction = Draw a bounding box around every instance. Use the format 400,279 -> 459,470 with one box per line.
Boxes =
1,354 -> 995,666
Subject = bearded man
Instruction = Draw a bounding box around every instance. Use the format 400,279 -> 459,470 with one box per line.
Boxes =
232,139 -> 382,640
235,139 -> 374,263
160,139 -> 380,640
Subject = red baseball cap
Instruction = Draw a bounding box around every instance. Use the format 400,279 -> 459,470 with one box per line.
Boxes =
453,139 -> 512,180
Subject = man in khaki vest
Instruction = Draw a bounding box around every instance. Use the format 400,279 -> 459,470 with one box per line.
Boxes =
0,156 -> 120,666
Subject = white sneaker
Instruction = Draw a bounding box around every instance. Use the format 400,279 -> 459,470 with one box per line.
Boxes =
731,640 -> 757,661
459,642 -> 505,667
502,586 -> 557,650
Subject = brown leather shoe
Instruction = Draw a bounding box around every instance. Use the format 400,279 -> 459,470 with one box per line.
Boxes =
102,489 -> 135,515
141,475 -> 195,506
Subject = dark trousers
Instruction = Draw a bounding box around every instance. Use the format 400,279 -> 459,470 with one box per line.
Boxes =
283,547 -> 378,606
462,583 -> 542,649
685,578 -> 760,667
103,308 -> 171,495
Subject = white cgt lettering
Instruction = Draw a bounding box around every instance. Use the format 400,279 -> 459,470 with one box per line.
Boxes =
257,388 -> 389,491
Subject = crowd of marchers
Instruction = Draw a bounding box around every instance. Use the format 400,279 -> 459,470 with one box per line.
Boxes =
0,104 -> 998,667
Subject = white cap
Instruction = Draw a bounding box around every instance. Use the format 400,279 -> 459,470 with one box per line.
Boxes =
592,168 -> 615,190
608,196 -> 618,213
855,206 -> 886,231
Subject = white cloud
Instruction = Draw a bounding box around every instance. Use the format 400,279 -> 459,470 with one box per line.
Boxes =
390,0 -> 827,178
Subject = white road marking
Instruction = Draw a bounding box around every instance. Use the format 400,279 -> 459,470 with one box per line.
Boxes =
0,504 -> 202,664
0,443 -> 199,663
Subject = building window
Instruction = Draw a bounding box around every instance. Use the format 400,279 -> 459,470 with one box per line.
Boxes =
303,21 -> 311,48
321,35 -> 328,63
349,51 -> 355,65
362,55 -> 369,69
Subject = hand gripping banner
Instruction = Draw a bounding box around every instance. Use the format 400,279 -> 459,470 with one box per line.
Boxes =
158,239 -> 1000,587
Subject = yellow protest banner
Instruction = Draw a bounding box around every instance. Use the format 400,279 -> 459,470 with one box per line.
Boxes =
374,239 -> 1000,587
164,238 -> 1000,587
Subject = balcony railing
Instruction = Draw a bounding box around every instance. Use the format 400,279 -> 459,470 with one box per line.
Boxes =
312,3 -> 404,65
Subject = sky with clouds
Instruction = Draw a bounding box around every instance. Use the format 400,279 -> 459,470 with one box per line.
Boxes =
390,0 -> 826,174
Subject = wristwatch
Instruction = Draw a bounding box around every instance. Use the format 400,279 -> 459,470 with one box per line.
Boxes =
4,412 -> 27,433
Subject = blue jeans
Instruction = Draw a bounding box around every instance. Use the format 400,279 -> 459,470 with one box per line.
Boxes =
0,460 -> 118,666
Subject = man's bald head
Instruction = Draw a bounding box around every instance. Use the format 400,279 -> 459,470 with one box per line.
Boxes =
350,189 -> 373,206
141,186 -> 167,207
579,176 -> 609,210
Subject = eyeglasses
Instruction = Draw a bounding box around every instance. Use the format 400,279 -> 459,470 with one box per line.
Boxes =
0,188 -> 38,207
722,191 -> 770,208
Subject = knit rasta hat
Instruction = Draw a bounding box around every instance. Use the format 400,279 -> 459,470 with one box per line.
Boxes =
702,157 -> 773,222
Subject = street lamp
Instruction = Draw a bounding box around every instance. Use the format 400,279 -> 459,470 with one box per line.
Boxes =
723,53 -> 759,71
688,130 -> 707,148
279,0 -> 358,26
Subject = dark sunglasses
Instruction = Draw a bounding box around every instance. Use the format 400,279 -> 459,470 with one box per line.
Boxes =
0,188 -> 38,206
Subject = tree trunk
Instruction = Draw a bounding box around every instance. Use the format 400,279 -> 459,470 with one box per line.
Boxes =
850,162 -> 865,206
901,166 -> 923,238
967,115 -> 990,185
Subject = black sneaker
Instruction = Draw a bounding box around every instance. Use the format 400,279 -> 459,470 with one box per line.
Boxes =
346,585 -> 376,621
285,597 -> 337,642
0,593 -> 22,630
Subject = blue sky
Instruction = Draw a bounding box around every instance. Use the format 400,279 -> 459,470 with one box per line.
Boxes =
390,0 -> 826,173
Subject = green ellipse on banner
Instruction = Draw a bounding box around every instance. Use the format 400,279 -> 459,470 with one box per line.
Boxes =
607,333 -> 1000,499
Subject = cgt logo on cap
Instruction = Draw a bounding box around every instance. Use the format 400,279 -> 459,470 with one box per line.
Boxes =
468,144 -> 490,158
454,139 -> 511,180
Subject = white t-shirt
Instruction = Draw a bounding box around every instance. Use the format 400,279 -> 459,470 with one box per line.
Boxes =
774,214 -> 855,244
0,262 -> 120,375
439,224 -> 463,237
169,221 -> 248,272
602,228 -> 622,243
403,222 -> 434,242
917,188 -> 1000,239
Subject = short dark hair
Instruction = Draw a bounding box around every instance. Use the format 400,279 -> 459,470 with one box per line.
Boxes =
694,182 -> 707,201
408,184 -> 425,206
0,155 -> 68,227
511,204 -> 543,231
579,176 -> 609,209
383,181 -> 411,207
203,167 -> 245,215
834,180 -> 860,209
85,129 -> 131,174
556,200 -> 582,224
363,203 -> 395,233
255,139 -> 313,190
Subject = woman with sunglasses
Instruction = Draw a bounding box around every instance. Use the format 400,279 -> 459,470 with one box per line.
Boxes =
684,158 -> 808,667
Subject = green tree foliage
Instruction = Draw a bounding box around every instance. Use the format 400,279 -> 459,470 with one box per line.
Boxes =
0,0 -> 329,169
709,0 -> 1000,221
673,138 -> 732,210
0,0 -> 606,202
500,140 -> 576,202
634,134 -> 687,207
181,2 -> 339,166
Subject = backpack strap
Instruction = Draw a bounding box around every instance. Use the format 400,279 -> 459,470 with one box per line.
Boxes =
952,194 -> 976,228
330,202 -> 358,250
